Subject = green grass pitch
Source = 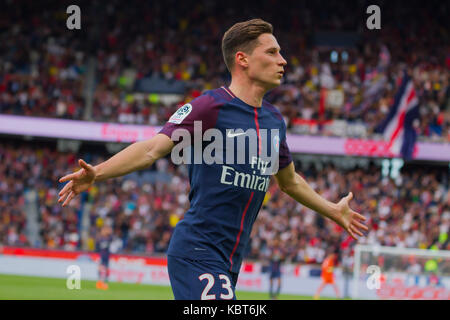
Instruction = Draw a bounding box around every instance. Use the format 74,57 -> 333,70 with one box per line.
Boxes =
0,274 -> 343,300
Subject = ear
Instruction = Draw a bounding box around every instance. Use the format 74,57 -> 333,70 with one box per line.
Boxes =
235,51 -> 249,68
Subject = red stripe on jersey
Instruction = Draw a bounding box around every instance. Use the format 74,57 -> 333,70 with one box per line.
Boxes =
254,108 -> 261,155
229,192 -> 254,271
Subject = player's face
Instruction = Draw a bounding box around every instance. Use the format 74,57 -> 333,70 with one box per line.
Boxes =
246,33 -> 287,89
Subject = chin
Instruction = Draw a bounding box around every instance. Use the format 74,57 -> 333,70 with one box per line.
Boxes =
257,77 -> 281,91
271,79 -> 282,88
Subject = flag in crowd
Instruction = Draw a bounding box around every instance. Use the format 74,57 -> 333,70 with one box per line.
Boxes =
376,71 -> 420,160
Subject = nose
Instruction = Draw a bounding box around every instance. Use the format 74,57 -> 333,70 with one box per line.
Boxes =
278,53 -> 287,67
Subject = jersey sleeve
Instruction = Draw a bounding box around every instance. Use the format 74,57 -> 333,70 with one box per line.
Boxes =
158,93 -> 220,144
278,119 -> 293,170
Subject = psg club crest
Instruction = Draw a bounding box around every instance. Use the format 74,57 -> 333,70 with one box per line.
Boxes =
169,103 -> 193,124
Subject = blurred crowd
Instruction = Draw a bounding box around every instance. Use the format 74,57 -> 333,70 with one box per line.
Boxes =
0,0 -> 87,119
0,1 -> 449,141
1,140 -> 449,266
0,140 -> 80,249
249,162 -> 450,264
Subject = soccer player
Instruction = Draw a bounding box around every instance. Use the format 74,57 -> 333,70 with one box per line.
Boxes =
268,240 -> 284,300
96,225 -> 112,290
314,251 -> 340,299
57,19 -> 368,300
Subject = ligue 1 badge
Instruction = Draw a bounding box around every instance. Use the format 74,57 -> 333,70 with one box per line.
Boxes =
169,103 -> 193,124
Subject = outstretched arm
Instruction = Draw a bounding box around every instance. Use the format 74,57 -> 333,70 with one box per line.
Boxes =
274,162 -> 368,240
58,133 -> 174,207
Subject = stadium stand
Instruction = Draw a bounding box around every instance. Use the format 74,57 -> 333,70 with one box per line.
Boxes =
0,0 -> 449,270
1,138 -> 448,266
1,0 -> 448,141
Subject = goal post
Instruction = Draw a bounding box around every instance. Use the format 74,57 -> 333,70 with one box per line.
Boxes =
352,245 -> 450,300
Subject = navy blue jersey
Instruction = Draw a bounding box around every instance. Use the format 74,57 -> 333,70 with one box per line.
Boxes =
269,249 -> 283,274
270,258 -> 281,273
96,236 -> 112,262
159,87 -> 292,273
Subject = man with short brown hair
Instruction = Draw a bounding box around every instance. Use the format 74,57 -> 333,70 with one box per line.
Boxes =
58,19 -> 367,300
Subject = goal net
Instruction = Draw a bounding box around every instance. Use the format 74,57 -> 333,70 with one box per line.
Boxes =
352,245 -> 450,300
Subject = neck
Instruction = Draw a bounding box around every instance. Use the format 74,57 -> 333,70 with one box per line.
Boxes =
228,77 -> 267,108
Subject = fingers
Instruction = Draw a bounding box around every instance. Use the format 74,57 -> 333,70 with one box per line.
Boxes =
346,227 -> 357,241
62,191 -> 76,207
350,224 -> 364,237
59,160 -> 90,183
352,219 -> 369,231
58,191 -> 73,206
58,184 -> 79,207
59,172 -> 78,183
341,192 -> 368,241
347,216 -> 369,240
58,181 -> 73,203
79,159 -> 89,170
79,159 -> 94,174
58,180 -> 78,207
58,192 -> 69,205
58,161 -> 90,207
352,211 -> 366,221
58,180 -> 72,195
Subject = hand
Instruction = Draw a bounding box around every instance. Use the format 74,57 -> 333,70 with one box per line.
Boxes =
335,192 -> 368,240
58,159 -> 96,207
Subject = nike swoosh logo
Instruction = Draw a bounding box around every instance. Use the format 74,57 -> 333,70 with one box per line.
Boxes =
227,131 -> 246,138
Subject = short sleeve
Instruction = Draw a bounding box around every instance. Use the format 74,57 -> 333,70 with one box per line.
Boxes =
278,120 -> 292,170
158,93 -> 220,144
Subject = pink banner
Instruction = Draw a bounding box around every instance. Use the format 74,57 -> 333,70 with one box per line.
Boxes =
1,115 -> 449,161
